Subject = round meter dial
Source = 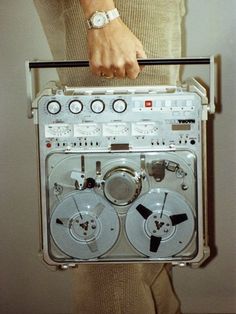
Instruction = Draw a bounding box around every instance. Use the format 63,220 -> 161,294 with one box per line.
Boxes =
112,99 -> 127,113
69,100 -> 83,114
47,101 -> 61,114
90,99 -> 105,114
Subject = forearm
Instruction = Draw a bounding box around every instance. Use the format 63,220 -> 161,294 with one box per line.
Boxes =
79,0 -> 116,18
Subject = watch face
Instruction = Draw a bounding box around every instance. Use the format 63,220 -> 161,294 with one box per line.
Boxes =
91,12 -> 108,28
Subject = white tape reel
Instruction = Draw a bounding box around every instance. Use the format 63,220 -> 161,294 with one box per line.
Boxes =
50,191 -> 120,259
125,188 -> 195,258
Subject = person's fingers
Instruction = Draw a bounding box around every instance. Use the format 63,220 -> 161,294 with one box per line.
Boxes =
100,61 -> 115,78
89,51 -> 115,78
112,59 -> 126,78
90,56 -> 126,79
125,56 -> 141,79
89,57 -> 102,76
125,41 -> 146,78
136,42 -> 147,71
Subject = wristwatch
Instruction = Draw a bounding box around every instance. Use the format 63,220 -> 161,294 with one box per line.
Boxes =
87,8 -> 120,29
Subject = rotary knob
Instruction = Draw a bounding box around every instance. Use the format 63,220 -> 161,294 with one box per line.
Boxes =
112,99 -> 127,113
69,100 -> 83,114
47,101 -> 61,114
90,99 -> 105,114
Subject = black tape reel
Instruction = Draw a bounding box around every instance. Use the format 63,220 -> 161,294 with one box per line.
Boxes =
50,191 -> 120,259
125,188 -> 195,258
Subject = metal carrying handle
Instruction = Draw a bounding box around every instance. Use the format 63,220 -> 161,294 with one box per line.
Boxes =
26,57 -> 215,118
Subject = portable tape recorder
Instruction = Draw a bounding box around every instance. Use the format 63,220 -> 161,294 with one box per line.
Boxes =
26,58 -> 215,268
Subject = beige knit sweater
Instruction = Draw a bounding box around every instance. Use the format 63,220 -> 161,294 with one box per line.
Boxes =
34,1 -> 185,313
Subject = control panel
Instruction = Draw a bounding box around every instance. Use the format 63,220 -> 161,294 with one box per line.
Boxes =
37,86 -> 203,154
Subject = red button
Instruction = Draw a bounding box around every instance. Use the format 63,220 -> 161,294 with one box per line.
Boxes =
145,100 -> 152,108
46,142 -> 52,148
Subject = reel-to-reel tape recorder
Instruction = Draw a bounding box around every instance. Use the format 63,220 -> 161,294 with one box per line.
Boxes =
27,58 -> 215,268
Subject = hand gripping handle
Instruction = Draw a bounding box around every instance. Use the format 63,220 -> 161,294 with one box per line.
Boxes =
26,57 -> 215,118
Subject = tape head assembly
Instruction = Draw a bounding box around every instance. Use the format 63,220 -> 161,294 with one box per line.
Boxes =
28,58 -> 215,269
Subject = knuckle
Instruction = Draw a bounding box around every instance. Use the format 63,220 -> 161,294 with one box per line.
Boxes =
125,58 -> 136,68
113,59 -> 125,70
103,64 -> 111,72
89,58 -> 102,70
